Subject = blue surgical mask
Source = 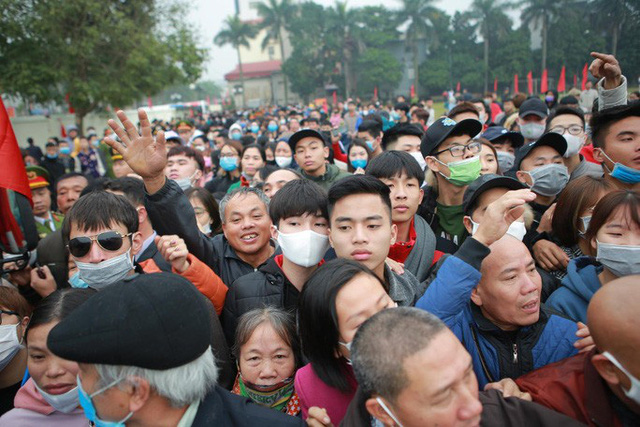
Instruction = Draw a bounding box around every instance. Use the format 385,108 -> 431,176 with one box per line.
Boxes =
46,153 -> 58,159
366,140 -> 375,151
601,150 -> 640,184
220,157 -> 238,172
60,147 -> 71,155
351,159 -> 367,169
267,124 -> 278,132
68,271 -> 88,288
231,132 -> 242,141
250,125 -> 259,134
77,376 -> 133,427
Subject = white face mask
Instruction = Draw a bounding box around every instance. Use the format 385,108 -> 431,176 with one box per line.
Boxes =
35,383 -> 80,413
496,151 -> 515,172
275,156 -> 292,168
520,122 -> 545,140
199,222 -> 212,235
602,351 -> 640,406
470,218 -> 527,241
596,240 -> 640,277
0,324 -> 22,371
276,229 -> 330,267
562,134 -> 585,158
174,171 -> 198,191
409,151 -> 427,171
376,397 -> 404,427
74,249 -> 134,290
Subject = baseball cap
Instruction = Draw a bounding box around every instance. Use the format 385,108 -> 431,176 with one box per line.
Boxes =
420,117 -> 483,157
481,126 -> 524,149
463,174 -> 527,215
514,133 -> 567,170
288,129 -> 326,152
518,98 -> 549,119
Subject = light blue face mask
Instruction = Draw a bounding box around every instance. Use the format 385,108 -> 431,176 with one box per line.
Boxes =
267,124 -> 278,132
220,157 -> 238,172
68,271 -> 88,288
77,376 -> 133,427
351,159 -> 367,169
231,132 -> 242,141
366,140 -> 375,151
601,150 -> 640,184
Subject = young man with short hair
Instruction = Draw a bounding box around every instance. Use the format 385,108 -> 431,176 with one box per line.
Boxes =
222,179 -> 330,345
480,126 -> 524,173
518,98 -> 549,143
328,175 -> 425,306
290,129 -> 350,191
166,145 -> 205,190
419,117 -> 483,247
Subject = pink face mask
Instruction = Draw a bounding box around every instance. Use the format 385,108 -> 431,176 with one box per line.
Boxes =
204,156 -> 212,168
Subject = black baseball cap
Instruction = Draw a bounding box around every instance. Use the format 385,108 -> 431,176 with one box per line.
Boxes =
420,117 -> 483,157
481,126 -> 524,149
463,174 -> 527,215
288,129 -> 326,152
518,98 -> 549,119
514,133 -> 567,170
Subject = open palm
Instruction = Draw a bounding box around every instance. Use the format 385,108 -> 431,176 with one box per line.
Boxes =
104,109 -> 167,179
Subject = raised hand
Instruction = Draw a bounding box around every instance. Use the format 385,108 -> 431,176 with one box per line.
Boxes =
104,109 -> 168,193
474,189 -> 536,247
589,52 -> 622,90
155,235 -> 190,273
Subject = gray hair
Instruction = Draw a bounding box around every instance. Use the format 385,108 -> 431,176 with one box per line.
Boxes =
351,308 -> 446,404
94,346 -> 218,407
233,307 -> 300,366
219,187 -> 270,224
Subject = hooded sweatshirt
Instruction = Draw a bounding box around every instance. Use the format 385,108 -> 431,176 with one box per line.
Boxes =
546,256 -> 603,324
0,378 -> 87,426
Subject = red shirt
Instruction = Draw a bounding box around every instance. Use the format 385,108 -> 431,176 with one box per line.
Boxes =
388,218 -> 417,264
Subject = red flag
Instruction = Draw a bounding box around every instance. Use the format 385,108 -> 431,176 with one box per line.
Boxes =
514,74 -> 519,94
456,81 -> 461,92
374,86 -> 378,99
527,71 -> 533,95
540,69 -> 548,93
493,77 -> 498,92
581,63 -> 588,91
557,66 -> 566,93
573,74 -> 577,88
410,85 -> 415,98
0,98 -> 31,200
206,95 -> 211,105
332,91 -> 337,105
65,93 -> 75,114
147,96 -> 153,108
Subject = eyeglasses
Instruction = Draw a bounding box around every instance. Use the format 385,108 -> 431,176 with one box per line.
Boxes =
0,310 -> 20,324
67,231 -> 132,258
549,125 -> 584,136
433,141 -> 482,157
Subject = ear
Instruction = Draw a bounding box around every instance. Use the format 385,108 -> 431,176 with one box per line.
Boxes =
270,224 -> 279,240
127,377 -> 151,413
365,397 -> 396,427
590,236 -> 597,253
131,231 -> 143,256
323,146 -> 330,160
425,156 -> 440,173
418,188 -> 424,205
390,223 -> 398,246
194,169 -> 203,181
137,206 -> 147,226
592,147 -> 605,164
591,354 -> 622,386
18,316 -> 30,341
328,228 -> 334,248
515,170 -> 530,186
463,216 -> 474,234
470,286 -> 483,306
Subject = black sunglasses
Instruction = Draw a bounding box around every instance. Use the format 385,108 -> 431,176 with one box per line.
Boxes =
67,231 -> 132,258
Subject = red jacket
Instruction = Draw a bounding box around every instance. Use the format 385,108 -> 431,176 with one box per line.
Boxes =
516,349 -> 623,427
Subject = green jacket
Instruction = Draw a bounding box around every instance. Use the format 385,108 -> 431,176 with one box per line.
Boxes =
301,164 -> 351,191
36,212 -> 64,239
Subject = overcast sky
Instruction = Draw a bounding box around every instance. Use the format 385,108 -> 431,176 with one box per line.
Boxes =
189,0 -> 519,83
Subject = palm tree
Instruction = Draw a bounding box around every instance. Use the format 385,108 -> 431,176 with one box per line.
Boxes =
331,1 -> 361,98
396,0 -> 438,98
214,15 -> 257,108
468,0 -> 511,93
592,0 -> 637,56
255,0 -> 297,105
519,0 -> 565,75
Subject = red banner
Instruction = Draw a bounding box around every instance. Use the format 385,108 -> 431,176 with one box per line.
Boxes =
65,93 -> 75,114
147,96 -> 153,108
410,85 -> 415,98
514,74 -> 519,93
332,91 -> 337,105
581,63 -> 588,91
540,69 -> 548,93
0,98 -> 31,200
374,86 -> 378,99
527,71 -> 533,95
456,81 -> 461,92
494,77 -> 498,92
557,66 -> 566,93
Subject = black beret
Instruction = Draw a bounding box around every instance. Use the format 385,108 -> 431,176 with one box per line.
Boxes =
47,273 -> 212,370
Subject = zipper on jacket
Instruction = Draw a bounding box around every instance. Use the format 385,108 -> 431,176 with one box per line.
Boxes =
512,343 -> 518,364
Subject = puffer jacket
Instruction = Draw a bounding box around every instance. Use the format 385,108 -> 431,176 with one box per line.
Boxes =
546,256 -> 603,324
416,238 -> 579,389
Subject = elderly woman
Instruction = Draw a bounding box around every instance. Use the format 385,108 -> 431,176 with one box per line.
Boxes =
232,307 -> 301,417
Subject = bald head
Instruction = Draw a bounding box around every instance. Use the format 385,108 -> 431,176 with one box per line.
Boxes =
588,276 -> 640,366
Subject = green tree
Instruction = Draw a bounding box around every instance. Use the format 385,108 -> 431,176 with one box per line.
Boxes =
330,1 -> 361,98
396,0 -> 439,96
255,0 -> 297,104
468,0 -> 512,93
215,15 -> 257,108
519,0 -> 567,75
355,48 -> 403,98
0,0 -> 205,131
592,0 -> 638,56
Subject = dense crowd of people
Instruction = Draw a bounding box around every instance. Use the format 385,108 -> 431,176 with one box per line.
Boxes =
0,51 -> 639,426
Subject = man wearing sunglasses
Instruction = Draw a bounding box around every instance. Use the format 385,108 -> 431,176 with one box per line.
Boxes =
103,109 -> 277,287
418,117 -> 483,247
62,190 -> 143,289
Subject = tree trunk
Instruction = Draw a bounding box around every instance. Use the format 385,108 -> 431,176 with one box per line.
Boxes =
413,42 -> 419,99
279,29 -> 289,105
483,27 -> 489,94
541,14 -> 548,76
236,47 -> 246,108
75,112 -> 84,135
